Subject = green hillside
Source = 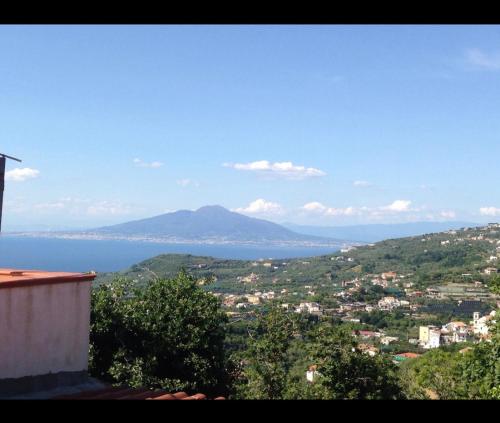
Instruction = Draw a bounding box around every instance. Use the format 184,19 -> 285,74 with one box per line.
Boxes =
95,223 -> 500,299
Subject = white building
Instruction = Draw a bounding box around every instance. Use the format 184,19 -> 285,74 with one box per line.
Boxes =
380,336 -> 399,345
378,296 -> 401,311
472,311 -> 496,337
419,326 -> 441,349
296,302 -> 322,314
306,365 -> 320,383
427,329 -> 441,349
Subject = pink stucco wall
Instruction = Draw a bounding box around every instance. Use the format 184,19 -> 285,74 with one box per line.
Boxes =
0,281 -> 91,380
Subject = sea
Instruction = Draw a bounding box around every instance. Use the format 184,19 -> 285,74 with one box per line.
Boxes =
0,236 -> 340,273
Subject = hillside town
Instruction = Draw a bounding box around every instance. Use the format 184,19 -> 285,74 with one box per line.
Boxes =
209,223 -> 500,366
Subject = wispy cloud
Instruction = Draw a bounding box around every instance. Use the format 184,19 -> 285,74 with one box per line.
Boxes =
177,178 -> 200,188
29,197 -> 142,217
87,201 -> 138,216
313,72 -> 344,85
133,158 -> 164,168
479,206 -> 500,217
233,199 -> 285,216
301,202 -> 363,217
5,168 -> 40,182
353,180 -> 373,188
465,48 -> 500,71
223,160 -> 326,180
439,210 -> 457,219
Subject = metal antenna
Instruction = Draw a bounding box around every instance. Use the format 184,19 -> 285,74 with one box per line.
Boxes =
0,153 -> 23,233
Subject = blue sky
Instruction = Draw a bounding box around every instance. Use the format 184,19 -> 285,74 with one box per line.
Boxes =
1,25 -> 500,230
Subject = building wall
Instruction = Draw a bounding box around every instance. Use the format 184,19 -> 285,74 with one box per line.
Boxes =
419,326 -> 430,343
428,330 -> 441,348
0,281 -> 91,380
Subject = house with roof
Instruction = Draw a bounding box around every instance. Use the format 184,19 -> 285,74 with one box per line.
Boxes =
295,302 -> 323,315
392,352 -> 421,364
306,365 -> 322,383
352,330 -> 382,339
378,296 -> 401,311
471,310 -> 496,338
380,336 -> 399,345
441,321 -> 470,344
381,271 -> 397,281
484,267 -> 498,275
358,344 -> 379,357
419,326 -> 441,349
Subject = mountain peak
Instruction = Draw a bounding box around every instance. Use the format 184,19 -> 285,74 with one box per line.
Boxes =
195,205 -> 230,214
94,205 -> 341,244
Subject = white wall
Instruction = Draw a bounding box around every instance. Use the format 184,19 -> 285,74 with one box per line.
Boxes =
0,281 -> 91,380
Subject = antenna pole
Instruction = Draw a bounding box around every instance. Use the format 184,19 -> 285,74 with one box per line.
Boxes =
0,156 -> 5,232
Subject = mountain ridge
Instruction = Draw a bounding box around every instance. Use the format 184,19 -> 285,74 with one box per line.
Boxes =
93,205 -> 350,245
282,221 -> 479,243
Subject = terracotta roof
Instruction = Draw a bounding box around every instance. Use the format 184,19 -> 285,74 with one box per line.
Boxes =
395,352 -> 421,359
53,386 -> 225,400
0,268 -> 96,289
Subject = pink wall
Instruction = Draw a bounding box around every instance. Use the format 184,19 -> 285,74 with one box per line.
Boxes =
0,281 -> 92,380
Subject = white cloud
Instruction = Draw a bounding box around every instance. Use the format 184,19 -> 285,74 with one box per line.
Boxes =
465,48 -> 500,71
87,201 -> 136,216
28,197 -> 140,217
177,178 -> 199,188
34,202 -> 67,211
382,200 -> 412,212
440,210 -> 457,219
353,180 -> 373,187
133,158 -> 164,168
301,202 -> 360,217
479,206 -> 500,217
302,201 -> 327,213
233,199 -> 285,215
301,200 -> 414,220
224,160 -> 326,179
5,168 -> 40,182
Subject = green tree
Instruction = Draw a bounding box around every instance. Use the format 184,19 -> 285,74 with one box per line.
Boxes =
235,305 -> 296,399
89,271 -> 230,396
399,349 -> 465,399
489,275 -> 500,295
306,325 -> 403,399
400,275 -> 500,399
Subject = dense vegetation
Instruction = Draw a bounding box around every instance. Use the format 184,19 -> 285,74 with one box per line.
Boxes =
89,225 -> 500,399
89,271 -> 232,397
89,271 -> 499,399
95,224 -> 499,297
399,277 -> 500,399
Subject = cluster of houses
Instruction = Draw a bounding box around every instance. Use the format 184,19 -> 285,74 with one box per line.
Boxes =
418,310 -> 497,349
294,302 -> 322,315
436,225 -> 500,274
378,296 -> 409,311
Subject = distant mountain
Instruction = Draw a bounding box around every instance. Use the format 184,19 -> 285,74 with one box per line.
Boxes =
282,221 -> 479,243
92,206 -> 350,245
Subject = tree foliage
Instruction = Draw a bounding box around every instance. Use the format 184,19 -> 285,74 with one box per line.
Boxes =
235,305 -> 296,399
89,271 -> 230,396
306,325 -> 403,399
400,276 -> 500,399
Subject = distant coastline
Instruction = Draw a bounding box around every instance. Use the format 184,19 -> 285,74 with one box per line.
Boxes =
0,235 -> 345,273
5,231 -> 357,248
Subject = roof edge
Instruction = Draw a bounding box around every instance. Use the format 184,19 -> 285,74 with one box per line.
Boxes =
0,273 -> 96,290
